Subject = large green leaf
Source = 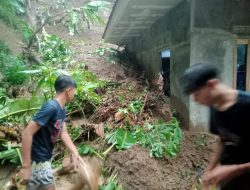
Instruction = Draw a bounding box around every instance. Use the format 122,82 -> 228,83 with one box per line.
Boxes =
101,181 -> 116,190
116,129 -> 137,149
135,117 -> 182,158
78,144 -> 95,156
0,97 -> 44,120
106,129 -> 137,150
0,142 -> 21,165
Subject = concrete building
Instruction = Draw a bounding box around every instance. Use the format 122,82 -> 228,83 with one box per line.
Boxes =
103,0 -> 250,129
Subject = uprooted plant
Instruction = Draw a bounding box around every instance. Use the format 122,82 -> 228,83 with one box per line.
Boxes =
0,139 -> 22,165
105,117 -> 182,158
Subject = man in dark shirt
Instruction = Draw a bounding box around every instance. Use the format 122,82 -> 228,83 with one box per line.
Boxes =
20,74 -> 80,190
181,63 -> 250,190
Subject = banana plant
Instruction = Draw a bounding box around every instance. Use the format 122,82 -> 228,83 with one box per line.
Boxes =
0,97 -> 44,120
64,1 -> 111,35
0,140 -> 22,165
0,0 -> 27,31
105,128 -> 137,150
20,63 -> 67,99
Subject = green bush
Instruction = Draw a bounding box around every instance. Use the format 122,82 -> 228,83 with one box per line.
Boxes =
0,53 -> 27,85
0,0 -> 26,29
106,117 -> 182,158
68,70 -> 107,113
40,35 -> 72,64
0,41 -> 11,54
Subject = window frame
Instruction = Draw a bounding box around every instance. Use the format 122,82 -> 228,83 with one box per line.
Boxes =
233,39 -> 250,91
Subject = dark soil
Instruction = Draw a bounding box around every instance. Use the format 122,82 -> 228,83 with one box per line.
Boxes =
106,131 -> 216,190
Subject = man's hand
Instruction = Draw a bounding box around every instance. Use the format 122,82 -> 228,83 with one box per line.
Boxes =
19,166 -> 31,185
202,165 -> 243,188
71,153 -> 80,169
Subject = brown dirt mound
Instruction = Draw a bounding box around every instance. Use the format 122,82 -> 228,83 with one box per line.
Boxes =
0,20 -> 23,55
105,131 -> 216,190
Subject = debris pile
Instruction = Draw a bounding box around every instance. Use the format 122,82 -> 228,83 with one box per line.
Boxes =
91,75 -> 172,129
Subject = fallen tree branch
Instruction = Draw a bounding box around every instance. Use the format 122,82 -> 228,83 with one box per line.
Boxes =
140,94 -> 148,115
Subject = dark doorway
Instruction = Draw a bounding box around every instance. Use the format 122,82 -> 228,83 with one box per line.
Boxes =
161,49 -> 171,96
236,44 -> 248,91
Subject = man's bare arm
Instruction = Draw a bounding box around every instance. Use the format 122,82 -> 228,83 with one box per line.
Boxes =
60,123 -> 78,156
22,121 -> 40,167
207,137 -> 223,171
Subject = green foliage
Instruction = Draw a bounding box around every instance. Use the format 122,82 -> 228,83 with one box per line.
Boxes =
83,1 -> 108,25
0,88 -> 7,97
0,56 -> 27,85
78,144 -> 95,156
67,126 -> 85,142
129,100 -> 144,114
0,97 -> 43,121
69,70 -> 107,112
0,0 -> 24,28
100,181 -> 124,190
78,143 -> 104,159
64,1 -> 111,35
8,0 -> 26,15
40,35 -> 72,64
95,47 -> 119,62
0,0 -> 32,42
106,128 -> 137,150
136,118 -> 182,158
0,140 -> 21,165
21,24 -> 33,43
100,173 -> 124,190
66,9 -> 80,36
21,63 -> 106,115
0,45 -> 27,85
0,41 -> 11,54
106,117 -> 182,158
21,62 -> 68,99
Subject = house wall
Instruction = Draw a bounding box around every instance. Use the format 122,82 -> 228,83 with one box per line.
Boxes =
189,0 -> 250,128
126,0 -> 250,129
126,0 -> 191,129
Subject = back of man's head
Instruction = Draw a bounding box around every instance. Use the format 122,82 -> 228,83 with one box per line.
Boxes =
181,63 -> 220,95
55,74 -> 77,93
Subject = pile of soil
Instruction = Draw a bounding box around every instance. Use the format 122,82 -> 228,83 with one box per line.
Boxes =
106,131 -> 216,190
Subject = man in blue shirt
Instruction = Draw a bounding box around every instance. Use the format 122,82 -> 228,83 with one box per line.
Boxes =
20,74 -> 80,190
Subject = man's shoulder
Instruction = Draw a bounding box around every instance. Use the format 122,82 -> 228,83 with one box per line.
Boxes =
43,100 -> 59,109
44,100 -> 66,116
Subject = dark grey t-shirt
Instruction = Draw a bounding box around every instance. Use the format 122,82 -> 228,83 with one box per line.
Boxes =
32,100 -> 66,162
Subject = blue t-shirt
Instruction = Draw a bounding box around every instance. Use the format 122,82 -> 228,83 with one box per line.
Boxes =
32,100 -> 66,162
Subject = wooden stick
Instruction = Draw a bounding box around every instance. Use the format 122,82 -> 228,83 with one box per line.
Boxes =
140,94 -> 148,115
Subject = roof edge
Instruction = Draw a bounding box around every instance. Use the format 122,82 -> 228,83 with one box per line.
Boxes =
102,0 -> 119,40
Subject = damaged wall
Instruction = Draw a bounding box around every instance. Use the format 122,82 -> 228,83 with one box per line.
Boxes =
106,0 -> 250,129
127,0 -> 250,129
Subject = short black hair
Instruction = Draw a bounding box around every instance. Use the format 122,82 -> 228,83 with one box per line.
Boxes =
181,63 -> 220,94
54,74 -> 77,93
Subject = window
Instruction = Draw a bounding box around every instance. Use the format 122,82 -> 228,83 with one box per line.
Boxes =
234,40 -> 250,91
